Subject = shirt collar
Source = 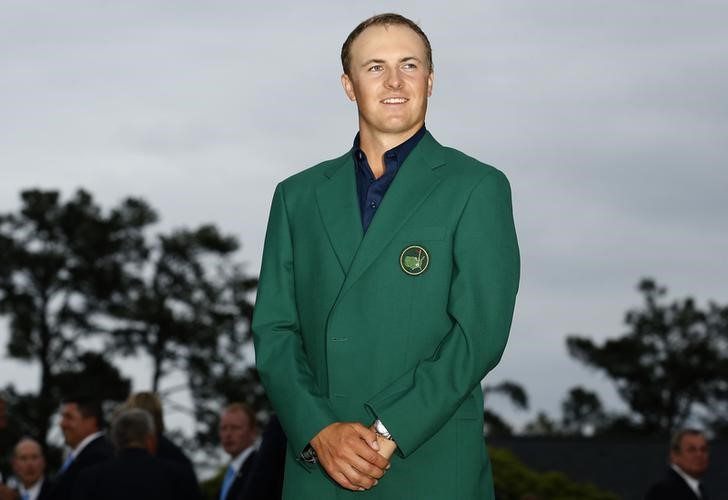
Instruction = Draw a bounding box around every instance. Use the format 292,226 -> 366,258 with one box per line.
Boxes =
71,431 -> 104,458
352,125 -> 427,174
671,464 -> 702,497
19,477 -> 44,499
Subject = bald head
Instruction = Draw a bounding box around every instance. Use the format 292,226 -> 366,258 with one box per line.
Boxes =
12,438 -> 46,488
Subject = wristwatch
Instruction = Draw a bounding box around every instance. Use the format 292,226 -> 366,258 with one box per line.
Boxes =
300,444 -> 318,464
374,419 -> 393,440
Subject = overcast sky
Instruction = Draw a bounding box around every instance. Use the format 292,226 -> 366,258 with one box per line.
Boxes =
2,1 -> 727,433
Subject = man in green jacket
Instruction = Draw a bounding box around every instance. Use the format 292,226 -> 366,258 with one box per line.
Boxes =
252,12 -> 520,500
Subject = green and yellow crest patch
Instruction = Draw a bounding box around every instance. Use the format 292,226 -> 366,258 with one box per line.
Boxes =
400,245 -> 429,276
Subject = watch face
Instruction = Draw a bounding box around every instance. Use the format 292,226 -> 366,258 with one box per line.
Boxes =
375,420 -> 391,438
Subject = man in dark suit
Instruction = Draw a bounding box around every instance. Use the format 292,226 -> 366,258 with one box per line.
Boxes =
236,415 -> 286,500
71,408 -> 200,500
216,404 -> 258,500
47,397 -> 113,500
645,428 -> 710,500
125,392 -> 197,481
10,438 -> 52,500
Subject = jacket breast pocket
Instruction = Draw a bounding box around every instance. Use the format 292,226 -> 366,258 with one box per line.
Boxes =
398,225 -> 447,243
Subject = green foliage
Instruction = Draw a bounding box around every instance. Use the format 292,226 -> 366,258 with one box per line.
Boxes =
566,278 -> 728,435
491,447 -> 618,500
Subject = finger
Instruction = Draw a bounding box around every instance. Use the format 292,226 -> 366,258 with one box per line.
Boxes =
320,451 -> 377,490
350,453 -> 386,480
341,462 -> 379,490
354,422 -> 380,446
332,470 -> 363,491
358,444 -> 390,470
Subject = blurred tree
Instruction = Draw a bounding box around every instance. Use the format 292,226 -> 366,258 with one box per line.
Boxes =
0,388 -> 22,479
560,386 -> 607,436
483,380 -> 529,437
0,189 -> 155,444
106,224 -> 255,391
523,411 -> 558,436
566,279 -> 728,435
104,223 -> 262,452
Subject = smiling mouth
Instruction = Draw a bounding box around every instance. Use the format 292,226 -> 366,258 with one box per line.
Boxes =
381,97 -> 408,104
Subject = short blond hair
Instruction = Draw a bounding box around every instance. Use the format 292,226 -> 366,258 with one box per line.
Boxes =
222,403 -> 257,429
126,392 -> 165,433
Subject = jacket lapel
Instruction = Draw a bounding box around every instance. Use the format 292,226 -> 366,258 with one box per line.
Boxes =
315,154 -> 363,274
340,132 -> 445,296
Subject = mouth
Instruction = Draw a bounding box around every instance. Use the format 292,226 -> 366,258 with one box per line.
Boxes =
381,97 -> 408,104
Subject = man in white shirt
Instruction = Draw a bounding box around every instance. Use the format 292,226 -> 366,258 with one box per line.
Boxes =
11,438 -> 52,500
645,428 -> 710,500
217,404 -> 259,500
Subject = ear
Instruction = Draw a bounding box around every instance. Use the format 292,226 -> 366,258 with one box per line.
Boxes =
427,71 -> 434,97
341,73 -> 356,102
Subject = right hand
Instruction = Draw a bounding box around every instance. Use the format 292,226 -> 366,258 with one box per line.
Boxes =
310,422 -> 390,491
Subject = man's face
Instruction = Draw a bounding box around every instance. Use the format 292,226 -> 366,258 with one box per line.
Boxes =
219,409 -> 255,458
59,403 -> 98,449
341,23 -> 433,143
671,433 -> 709,478
12,440 -> 45,488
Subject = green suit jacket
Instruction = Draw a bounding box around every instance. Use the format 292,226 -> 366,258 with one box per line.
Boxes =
252,132 -> 520,500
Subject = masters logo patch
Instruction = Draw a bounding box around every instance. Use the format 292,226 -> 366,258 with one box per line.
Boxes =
400,245 -> 429,276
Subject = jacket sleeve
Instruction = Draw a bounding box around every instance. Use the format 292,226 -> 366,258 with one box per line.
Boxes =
252,183 -> 337,462
365,170 -> 520,457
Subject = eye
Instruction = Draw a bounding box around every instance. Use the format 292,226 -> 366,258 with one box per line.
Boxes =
368,65 -> 384,72
402,63 -> 417,70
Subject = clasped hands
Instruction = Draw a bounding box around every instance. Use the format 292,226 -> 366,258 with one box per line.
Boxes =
310,421 -> 397,491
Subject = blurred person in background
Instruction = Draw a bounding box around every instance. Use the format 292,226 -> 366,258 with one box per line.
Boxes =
11,438 -> 52,500
645,428 -> 711,500
47,396 -> 113,500
216,404 -> 258,500
240,414 -> 286,500
125,392 -> 197,481
71,408 -> 200,500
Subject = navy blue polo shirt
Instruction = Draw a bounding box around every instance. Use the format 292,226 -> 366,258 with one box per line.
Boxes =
353,126 -> 427,232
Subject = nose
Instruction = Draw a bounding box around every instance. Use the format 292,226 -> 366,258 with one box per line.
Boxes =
384,68 -> 403,89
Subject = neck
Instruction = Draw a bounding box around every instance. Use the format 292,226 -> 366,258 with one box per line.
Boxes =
357,122 -> 424,179
23,478 -> 41,489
